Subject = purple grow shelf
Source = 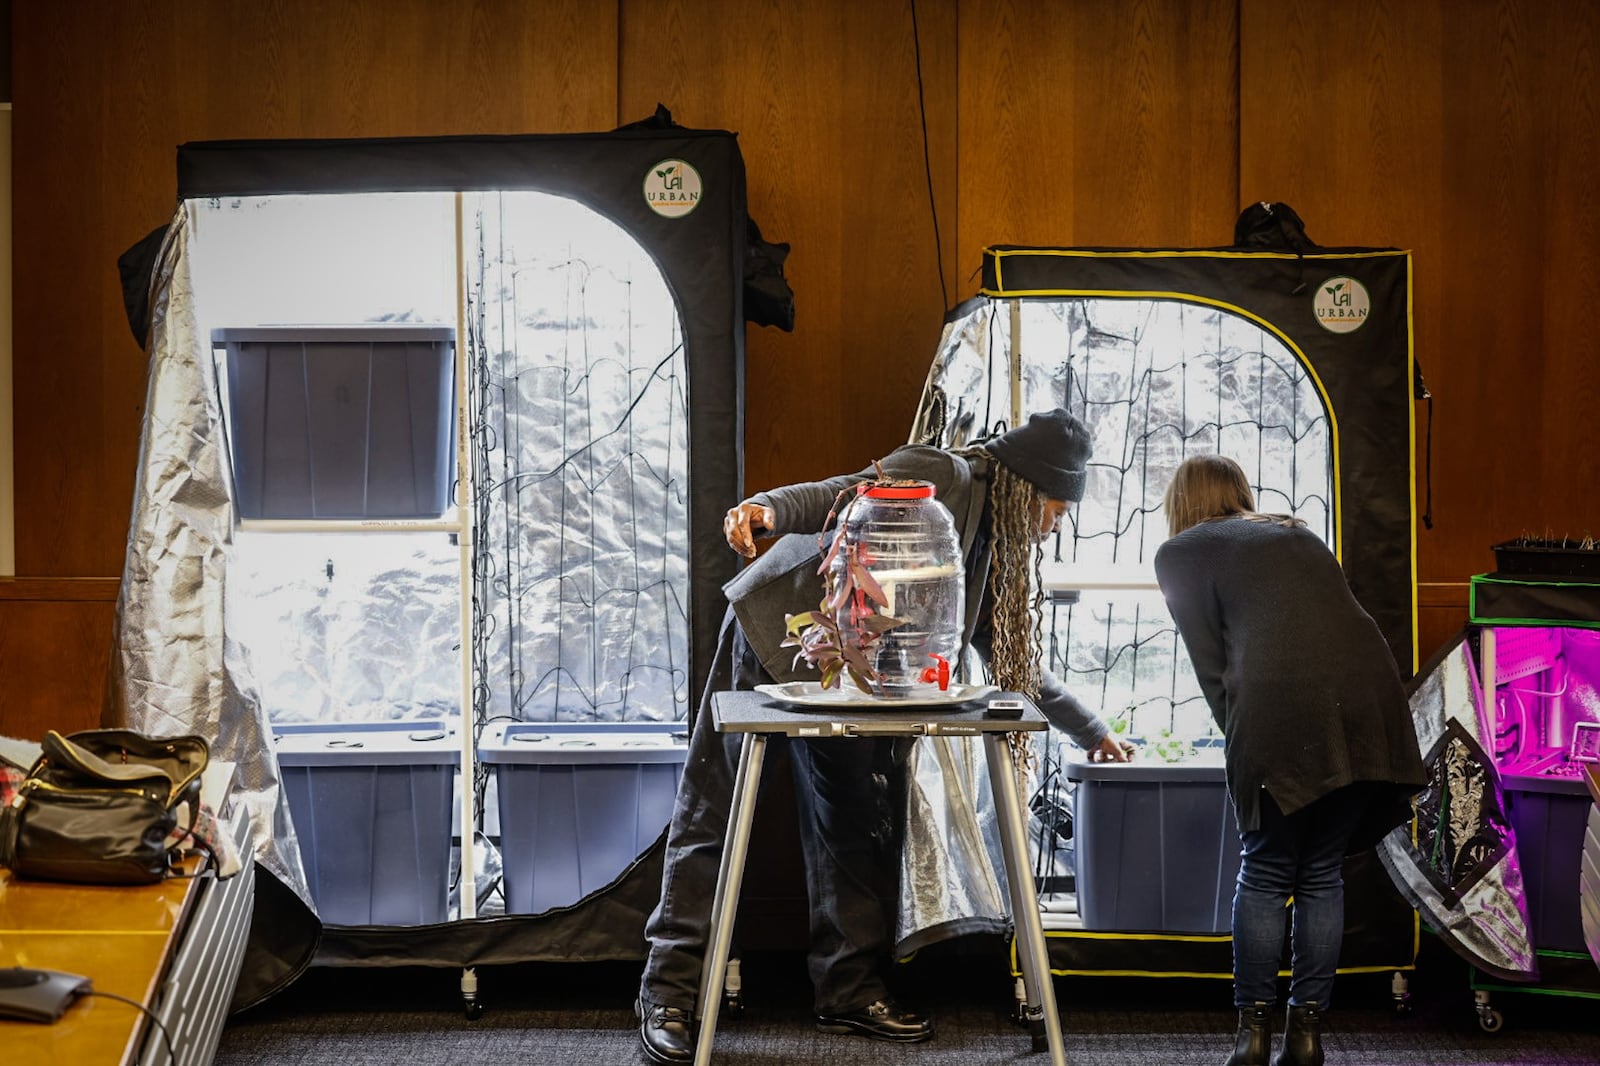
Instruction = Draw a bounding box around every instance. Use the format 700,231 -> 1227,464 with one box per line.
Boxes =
1487,626 -> 1600,952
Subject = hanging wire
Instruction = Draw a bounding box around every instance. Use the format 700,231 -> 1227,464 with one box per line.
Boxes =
468,194 -> 691,726
909,0 -> 950,312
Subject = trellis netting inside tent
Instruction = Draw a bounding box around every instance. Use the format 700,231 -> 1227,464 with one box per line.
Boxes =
894,233 -> 1424,972
111,116 -> 774,1005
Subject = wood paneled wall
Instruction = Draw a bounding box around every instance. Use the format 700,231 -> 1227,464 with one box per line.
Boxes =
1241,0 -> 1600,594
0,579 -> 118,740
9,0 -> 1598,684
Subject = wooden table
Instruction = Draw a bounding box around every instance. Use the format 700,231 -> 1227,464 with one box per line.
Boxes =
0,855 -> 203,1061
0,802 -> 254,1066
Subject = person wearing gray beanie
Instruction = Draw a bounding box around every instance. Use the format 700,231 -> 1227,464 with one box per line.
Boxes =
983,408 -> 1094,503
636,409 -> 1124,1065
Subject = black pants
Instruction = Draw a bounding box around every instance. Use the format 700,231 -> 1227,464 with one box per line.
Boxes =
639,609 -> 898,1014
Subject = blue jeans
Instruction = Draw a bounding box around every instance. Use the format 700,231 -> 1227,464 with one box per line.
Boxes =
1232,784 -> 1375,1008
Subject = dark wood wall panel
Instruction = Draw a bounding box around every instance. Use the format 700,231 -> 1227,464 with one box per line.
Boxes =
11,0 -> 618,576
0,579 -> 120,741
1520,6 -> 1600,548
1242,0 -> 1600,586
620,0 -> 959,494
10,2 -> 1595,706
957,0 -> 1239,264
1417,581 -> 1470,666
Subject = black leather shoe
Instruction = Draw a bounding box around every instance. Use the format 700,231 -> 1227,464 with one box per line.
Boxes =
1225,1002 -> 1273,1066
636,996 -> 694,1064
1271,1002 -> 1324,1066
815,998 -> 934,1042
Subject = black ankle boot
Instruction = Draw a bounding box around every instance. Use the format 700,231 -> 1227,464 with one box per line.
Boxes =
1225,1002 -> 1273,1066
1271,1002 -> 1324,1066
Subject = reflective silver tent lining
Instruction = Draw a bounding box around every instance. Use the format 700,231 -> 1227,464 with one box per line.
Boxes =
1376,638 -> 1537,978
110,195 -> 694,921
895,295 -> 1337,944
108,203 -> 1020,940
109,206 -> 315,905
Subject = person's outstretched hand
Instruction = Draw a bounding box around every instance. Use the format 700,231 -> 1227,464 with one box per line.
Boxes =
724,501 -> 776,558
1087,735 -> 1136,763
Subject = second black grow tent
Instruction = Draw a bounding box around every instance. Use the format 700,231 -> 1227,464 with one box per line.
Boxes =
895,230 -> 1423,987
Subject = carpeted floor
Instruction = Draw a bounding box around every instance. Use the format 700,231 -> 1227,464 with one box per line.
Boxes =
215,936 -> 1600,1065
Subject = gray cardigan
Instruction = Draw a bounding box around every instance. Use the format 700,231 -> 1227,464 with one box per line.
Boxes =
1154,516 -> 1427,840
722,445 -> 1109,751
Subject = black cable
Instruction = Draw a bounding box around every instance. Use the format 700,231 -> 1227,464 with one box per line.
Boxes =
1422,392 -> 1433,529
1415,366 -> 1434,530
86,989 -> 176,1066
909,0 -> 950,312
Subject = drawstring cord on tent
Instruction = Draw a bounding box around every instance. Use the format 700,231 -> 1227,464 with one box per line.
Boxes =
1415,361 -> 1434,530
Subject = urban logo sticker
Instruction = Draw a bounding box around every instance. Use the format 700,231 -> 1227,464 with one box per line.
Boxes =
644,159 -> 702,218
1313,276 -> 1370,334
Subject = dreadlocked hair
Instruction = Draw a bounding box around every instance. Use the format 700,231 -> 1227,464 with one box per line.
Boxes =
982,455 -> 1050,777
985,457 -> 1047,697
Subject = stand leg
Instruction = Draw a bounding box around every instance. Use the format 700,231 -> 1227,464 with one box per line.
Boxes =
694,732 -> 767,1066
984,734 -> 1068,1066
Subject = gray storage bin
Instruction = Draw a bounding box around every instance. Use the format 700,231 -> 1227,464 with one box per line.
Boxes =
481,721 -> 688,915
274,720 -> 458,926
1502,768 -> 1592,952
216,325 -> 456,518
1066,754 -> 1241,933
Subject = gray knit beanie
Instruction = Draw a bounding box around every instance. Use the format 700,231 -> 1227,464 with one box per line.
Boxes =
985,408 -> 1093,502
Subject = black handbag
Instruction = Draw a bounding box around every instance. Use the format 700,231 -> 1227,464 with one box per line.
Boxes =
0,729 -> 209,885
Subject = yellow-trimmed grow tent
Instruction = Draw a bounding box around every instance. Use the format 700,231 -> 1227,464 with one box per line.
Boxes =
896,223 -> 1423,988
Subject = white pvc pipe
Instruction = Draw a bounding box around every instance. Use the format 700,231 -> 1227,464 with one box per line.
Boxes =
454,192 -> 477,924
1039,561 -> 1160,593
1008,298 -> 1023,428
236,515 -> 464,535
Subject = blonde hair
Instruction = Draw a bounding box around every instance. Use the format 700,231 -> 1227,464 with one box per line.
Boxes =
1163,455 -> 1305,538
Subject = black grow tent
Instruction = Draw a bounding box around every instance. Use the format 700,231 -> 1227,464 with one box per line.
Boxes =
897,226 -> 1423,985
111,112 -> 781,1011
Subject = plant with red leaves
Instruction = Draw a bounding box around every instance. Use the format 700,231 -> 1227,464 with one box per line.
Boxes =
780,466 -> 909,694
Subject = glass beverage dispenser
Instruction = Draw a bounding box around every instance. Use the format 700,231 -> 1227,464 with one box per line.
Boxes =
828,482 -> 964,698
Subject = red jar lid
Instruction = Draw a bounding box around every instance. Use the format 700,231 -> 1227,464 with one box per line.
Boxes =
860,481 -> 935,500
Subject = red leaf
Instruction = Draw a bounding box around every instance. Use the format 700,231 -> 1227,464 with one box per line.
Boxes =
826,578 -> 852,614
819,532 -> 844,574
851,560 -> 890,607
845,665 -> 875,695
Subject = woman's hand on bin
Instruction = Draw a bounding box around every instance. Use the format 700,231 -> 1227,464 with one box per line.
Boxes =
725,501 -> 777,557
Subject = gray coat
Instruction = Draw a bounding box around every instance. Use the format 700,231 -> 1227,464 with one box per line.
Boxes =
1154,516 -> 1427,842
723,444 -> 1108,750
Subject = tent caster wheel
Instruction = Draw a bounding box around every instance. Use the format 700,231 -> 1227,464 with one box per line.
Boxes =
721,957 -> 744,1016
1010,977 -> 1029,1026
1389,971 -> 1411,1017
1474,989 -> 1502,1033
464,997 -> 483,1021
